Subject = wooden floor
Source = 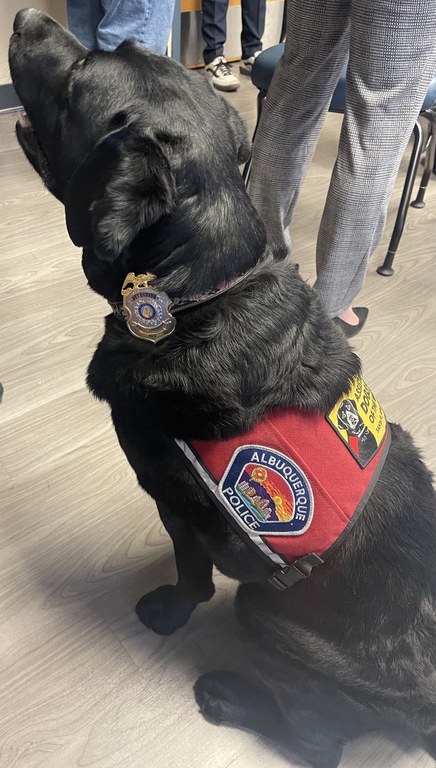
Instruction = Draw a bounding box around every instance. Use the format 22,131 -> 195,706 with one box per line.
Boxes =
0,72 -> 435,768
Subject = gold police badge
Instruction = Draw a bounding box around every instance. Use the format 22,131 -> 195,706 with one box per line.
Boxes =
121,272 -> 176,343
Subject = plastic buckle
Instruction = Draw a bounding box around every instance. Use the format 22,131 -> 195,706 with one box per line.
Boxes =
268,553 -> 324,591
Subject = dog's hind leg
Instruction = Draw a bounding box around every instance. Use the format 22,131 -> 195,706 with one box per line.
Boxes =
136,501 -> 215,635
194,671 -> 343,768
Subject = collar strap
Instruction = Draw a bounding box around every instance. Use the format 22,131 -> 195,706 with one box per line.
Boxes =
109,270 -> 252,343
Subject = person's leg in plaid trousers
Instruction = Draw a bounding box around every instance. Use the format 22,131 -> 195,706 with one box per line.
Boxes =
249,0 -> 436,325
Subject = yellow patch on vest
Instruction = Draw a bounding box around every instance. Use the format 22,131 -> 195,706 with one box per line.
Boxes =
326,377 -> 387,468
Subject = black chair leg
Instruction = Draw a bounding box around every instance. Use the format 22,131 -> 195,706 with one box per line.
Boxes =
411,118 -> 436,208
243,90 -> 266,186
377,120 -> 424,276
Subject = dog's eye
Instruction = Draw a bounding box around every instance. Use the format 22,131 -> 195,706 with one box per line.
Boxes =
108,111 -> 128,130
155,131 -> 185,147
71,57 -> 88,72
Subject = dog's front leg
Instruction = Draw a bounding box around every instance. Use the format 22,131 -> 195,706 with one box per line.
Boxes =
136,501 -> 215,635
110,406 -> 215,633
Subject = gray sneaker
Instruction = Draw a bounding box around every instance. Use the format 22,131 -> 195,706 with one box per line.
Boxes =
205,56 -> 240,92
240,51 -> 261,76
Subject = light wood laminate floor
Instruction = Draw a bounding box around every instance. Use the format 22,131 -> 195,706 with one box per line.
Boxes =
1,72 -> 435,768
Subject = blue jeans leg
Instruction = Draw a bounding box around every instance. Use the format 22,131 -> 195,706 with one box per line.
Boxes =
97,0 -> 176,53
67,0 -> 175,53
67,0 -> 103,49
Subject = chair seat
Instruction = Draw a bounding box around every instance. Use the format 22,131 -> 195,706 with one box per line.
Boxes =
423,77 -> 436,110
252,43 -> 436,114
251,43 -> 285,92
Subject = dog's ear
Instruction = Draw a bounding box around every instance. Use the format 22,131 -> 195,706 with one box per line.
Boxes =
65,122 -> 176,261
222,100 -> 251,165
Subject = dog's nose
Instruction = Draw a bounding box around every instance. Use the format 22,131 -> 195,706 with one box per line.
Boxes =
13,8 -> 43,33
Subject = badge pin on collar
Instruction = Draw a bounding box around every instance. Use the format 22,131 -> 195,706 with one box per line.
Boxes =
121,272 -> 176,343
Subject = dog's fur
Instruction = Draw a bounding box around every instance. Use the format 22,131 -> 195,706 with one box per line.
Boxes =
9,11 -> 436,767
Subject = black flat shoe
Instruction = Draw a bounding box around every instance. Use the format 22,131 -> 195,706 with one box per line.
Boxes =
333,307 -> 368,338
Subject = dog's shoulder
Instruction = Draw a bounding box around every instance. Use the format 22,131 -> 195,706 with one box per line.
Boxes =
87,256 -> 361,440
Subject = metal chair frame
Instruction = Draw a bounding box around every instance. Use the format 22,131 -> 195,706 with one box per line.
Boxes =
378,105 -> 436,275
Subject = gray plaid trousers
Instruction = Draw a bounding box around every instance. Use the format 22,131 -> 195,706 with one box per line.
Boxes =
249,0 -> 436,316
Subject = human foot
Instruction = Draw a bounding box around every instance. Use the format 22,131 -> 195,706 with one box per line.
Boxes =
333,307 -> 368,337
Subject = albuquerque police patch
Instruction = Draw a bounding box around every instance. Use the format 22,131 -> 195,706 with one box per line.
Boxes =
218,446 -> 314,536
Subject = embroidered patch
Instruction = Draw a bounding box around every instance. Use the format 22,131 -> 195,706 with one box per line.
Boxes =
218,446 -> 314,536
326,376 -> 387,468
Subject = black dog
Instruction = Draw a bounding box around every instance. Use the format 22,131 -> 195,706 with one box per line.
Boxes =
9,11 -> 436,767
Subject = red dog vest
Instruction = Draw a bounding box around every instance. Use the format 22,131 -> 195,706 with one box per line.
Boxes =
176,377 -> 390,589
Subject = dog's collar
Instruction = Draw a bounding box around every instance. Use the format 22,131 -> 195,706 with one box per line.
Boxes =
109,270 -> 252,343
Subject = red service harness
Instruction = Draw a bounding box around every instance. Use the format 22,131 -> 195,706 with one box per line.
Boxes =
176,376 -> 391,590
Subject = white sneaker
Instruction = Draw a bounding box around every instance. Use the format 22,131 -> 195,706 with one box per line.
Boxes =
240,51 -> 261,76
205,56 -> 240,92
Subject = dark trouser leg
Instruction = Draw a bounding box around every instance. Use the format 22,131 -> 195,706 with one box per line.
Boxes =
201,0 -> 229,64
240,0 -> 266,59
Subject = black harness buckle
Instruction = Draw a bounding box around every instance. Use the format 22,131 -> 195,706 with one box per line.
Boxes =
268,553 -> 324,590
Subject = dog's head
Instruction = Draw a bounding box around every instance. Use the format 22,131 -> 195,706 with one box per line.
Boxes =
9,9 -> 255,273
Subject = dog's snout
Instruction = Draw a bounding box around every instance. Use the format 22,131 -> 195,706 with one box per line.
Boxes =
13,8 -> 42,33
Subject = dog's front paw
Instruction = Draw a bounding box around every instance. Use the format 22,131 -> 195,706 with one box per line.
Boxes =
136,584 -> 212,635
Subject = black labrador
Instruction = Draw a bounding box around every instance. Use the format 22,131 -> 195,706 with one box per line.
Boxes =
9,10 -> 436,767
